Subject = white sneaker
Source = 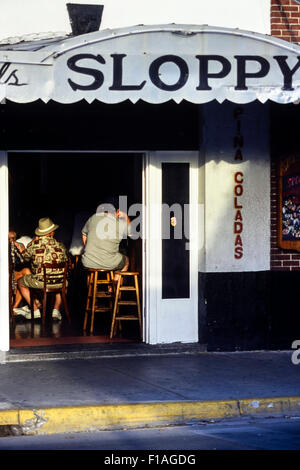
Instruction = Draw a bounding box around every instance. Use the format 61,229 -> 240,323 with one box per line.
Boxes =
25,309 -> 41,320
13,307 -> 27,317
52,309 -> 62,321
21,305 -> 31,314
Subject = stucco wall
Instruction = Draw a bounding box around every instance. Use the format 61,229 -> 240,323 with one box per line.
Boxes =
201,101 -> 270,273
0,0 -> 270,42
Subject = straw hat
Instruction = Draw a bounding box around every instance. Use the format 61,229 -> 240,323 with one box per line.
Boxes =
35,217 -> 59,236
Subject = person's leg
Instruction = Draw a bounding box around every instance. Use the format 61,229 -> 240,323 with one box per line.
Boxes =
12,288 -> 22,309
113,256 -> 129,282
17,278 -> 40,311
13,268 -> 31,308
53,293 -> 62,311
51,293 -> 63,320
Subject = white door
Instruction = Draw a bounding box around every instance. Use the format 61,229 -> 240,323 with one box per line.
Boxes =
144,151 -> 199,344
0,151 -> 9,353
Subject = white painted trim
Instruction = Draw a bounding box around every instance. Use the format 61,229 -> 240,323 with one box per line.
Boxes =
146,151 -> 199,344
141,151 -> 148,343
0,151 -> 10,352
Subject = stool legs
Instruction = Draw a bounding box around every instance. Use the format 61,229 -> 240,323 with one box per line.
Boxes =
83,271 -> 94,331
134,274 -> 142,338
84,270 -> 115,334
110,272 -> 142,339
110,276 -> 122,338
90,270 -> 98,334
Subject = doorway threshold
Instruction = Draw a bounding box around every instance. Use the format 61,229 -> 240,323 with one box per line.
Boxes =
10,335 -> 134,348
6,342 -> 207,363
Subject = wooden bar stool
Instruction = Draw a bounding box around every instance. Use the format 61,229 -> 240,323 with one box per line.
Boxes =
29,261 -> 71,327
83,269 -> 115,334
110,271 -> 142,339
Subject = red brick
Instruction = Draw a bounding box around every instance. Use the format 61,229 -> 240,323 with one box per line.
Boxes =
280,31 -> 299,37
271,11 -> 284,18
284,6 -> 300,12
279,27 -> 300,33
271,262 -> 282,268
271,5 -> 282,13
271,266 -> 291,271
271,17 -> 286,23
273,0 -> 294,5
276,254 -> 291,260
280,0 -> 296,5
292,254 -> 300,259
282,260 -> 300,266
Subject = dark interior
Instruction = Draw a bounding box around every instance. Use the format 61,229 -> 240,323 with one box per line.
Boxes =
8,152 -> 143,346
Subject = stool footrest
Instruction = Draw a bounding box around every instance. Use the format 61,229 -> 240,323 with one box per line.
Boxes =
115,315 -> 140,320
95,292 -> 114,298
86,306 -> 112,312
117,300 -> 137,305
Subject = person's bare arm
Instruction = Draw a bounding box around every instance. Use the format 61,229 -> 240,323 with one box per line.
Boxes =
116,209 -> 131,225
14,241 -> 25,253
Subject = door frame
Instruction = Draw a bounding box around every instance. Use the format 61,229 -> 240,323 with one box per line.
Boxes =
0,150 -> 147,352
0,151 -> 9,354
144,151 -> 199,345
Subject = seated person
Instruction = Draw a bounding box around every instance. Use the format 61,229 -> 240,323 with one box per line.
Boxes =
18,217 -> 68,320
9,229 -> 31,317
81,198 -> 131,282
17,234 -> 32,249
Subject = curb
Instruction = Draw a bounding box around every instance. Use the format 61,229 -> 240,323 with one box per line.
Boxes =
1,396 -> 300,435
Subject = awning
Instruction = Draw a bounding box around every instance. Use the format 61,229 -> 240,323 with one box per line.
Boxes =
1,24 -> 300,105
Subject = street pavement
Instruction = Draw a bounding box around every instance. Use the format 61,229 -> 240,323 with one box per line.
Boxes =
0,343 -> 299,435
1,417 -> 300,450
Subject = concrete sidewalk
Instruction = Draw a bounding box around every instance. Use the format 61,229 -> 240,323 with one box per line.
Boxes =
0,343 -> 299,435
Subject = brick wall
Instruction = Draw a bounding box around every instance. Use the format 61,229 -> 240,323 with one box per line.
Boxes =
271,0 -> 300,44
270,1 -> 300,270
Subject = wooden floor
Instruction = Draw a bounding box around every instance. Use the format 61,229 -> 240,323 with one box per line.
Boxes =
10,295 -> 140,348
10,335 -> 135,348
10,314 -> 139,348
10,263 -> 142,348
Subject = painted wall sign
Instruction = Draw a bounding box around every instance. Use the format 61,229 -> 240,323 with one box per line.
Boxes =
234,171 -> 244,259
278,155 -> 300,252
1,25 -> 300,104
233,107 -> 244,161
203,101 -> 270,273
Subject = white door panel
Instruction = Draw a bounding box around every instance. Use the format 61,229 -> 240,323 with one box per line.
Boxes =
145,151 -> 199,344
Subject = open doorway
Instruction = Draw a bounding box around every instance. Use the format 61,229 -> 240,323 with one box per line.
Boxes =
8,152 -> 143,347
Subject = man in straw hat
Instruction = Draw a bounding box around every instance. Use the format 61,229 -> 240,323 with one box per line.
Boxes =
18,217 -> 68,320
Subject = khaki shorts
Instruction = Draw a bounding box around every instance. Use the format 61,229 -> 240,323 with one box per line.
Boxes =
114,254 -> 127,271
19,274 -> 64,290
